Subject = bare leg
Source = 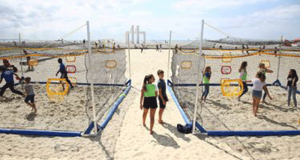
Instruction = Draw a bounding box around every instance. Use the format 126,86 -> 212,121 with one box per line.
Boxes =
32,102 -> 37,113
252,99 -> 255,115
26,102 -> 33,108
150,108 -> 157,134
254,99 -> 260,116
142,109 -> 148,127
158,108 -> 164,124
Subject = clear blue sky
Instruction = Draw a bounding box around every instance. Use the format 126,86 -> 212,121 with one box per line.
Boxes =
0,0 -> 299,40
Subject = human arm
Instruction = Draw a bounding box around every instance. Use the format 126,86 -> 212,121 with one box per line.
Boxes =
56,70 -> 60,76
12,65 -> 18,73
159,88 -> 166,105
266,69 -> 273,73
292,77 -> 298,87
140,89 -> 144,110
14,73 -> 21,80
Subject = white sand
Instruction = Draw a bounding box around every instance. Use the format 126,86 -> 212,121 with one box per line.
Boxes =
0,49 -> 299,160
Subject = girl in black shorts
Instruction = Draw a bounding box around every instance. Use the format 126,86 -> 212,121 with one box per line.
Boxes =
140,74 -> 158,135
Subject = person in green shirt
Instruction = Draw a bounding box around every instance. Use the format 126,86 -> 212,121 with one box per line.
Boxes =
201,66 -> 212,102
238,61 -> 248,101
140,74 -> 158,135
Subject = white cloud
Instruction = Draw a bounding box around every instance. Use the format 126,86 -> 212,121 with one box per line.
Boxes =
0,0 -> 298,40
172,0 -> 276,13
203,5 -> 300,39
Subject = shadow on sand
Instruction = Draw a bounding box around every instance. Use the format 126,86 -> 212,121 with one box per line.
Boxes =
152,132 -> 180,148
162,122 -> 191,142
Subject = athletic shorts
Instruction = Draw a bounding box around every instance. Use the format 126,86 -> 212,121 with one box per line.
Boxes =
252,90 -> 262,99
25,95 -> 35,103
159,96 -> 168,109
61,73 -> 68,79
143,97 -> 157,109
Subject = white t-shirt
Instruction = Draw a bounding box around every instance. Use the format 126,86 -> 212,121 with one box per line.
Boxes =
25,83 -> 35,96
239,70 -> 245,79
252,78 -> 266,91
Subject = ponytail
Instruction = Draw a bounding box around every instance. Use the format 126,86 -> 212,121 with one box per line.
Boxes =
142,74 -> 154,91
143,75 -> 149,91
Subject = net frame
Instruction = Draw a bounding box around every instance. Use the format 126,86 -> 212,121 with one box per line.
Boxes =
0,21 -> 131,137
168,20 -> 300,136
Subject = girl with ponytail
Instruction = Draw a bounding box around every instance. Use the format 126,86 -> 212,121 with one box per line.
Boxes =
140,74 -> 158,134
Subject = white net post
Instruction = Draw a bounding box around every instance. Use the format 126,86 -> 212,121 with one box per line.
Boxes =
127,31 -> 132,79
167,30 -> 172,79
87,21 -> 98,134
192,20 -> 204,134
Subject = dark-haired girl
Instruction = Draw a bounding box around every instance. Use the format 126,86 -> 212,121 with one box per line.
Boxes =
287,69 -> 298,109
238,61 -> 248,101
140,74 -> 158,134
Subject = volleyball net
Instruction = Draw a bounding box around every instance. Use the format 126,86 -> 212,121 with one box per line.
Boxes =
0,22 -> 131,137
168,21 -> 300,136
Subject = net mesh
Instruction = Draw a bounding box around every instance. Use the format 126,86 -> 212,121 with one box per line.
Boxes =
0,41 -> 127,132
171,25 -> 300,133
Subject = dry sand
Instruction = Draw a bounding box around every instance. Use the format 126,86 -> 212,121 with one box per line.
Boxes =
0,49 -> 299,160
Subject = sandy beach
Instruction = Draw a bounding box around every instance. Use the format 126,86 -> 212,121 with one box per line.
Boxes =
0,49 -> 299,160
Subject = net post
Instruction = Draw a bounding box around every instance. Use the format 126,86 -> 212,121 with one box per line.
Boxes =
127,31 -> 132,79
193,20 -> 204,134
167,30 -> 172,79
87,21 -> 98,134
276,35 -> 283,81
19,32 -> 24,89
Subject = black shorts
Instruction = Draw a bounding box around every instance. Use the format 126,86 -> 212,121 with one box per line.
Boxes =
159,96 -> 168,109
143,97 -> 157,109
25,95 -> 35,103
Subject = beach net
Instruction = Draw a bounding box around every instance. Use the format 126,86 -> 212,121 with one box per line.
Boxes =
171,24 -> 300,133
0,41 -> 128,132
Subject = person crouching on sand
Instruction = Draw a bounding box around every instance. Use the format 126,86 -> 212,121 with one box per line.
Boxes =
140,74 -> 158,135
24,77 -> 37,113
247,72 -> 272,116
157,70 -> 168,124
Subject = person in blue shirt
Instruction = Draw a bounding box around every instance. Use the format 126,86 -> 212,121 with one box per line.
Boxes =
0,59 -> 24,97
56,58 -> 73,89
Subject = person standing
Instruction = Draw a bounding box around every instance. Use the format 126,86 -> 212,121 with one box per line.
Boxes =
157,70 -> 168,124
159,44 -> 162,52
201,66 -> 212,102
140,74 -> 158,135
247,72 -> 272,116
259,63 -> 273,103
238,61 -> 248,101
23,49 -> 34,71
287,69 -> 298,109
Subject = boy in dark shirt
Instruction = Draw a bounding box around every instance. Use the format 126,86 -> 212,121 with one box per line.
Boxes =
157,70 -> 168,124
56,58 -> 73,89
0,59 -> 24,98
